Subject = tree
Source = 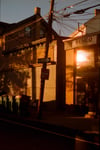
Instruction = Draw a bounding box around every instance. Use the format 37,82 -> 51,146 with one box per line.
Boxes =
0,49 -> 31,95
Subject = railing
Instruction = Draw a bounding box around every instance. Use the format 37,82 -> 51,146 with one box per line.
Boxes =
0,95 -> 37,116
0,95 -> 20,114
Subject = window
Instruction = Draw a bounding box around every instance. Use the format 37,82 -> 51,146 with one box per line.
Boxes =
40,29 -> 45,38
25,26 -> 31,37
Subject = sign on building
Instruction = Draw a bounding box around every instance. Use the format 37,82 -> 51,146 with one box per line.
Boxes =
38,58 -> 51,63
72,35 -> 97,48
41,68 -> 49,80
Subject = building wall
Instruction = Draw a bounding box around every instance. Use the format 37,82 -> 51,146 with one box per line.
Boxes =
2,28 -> 58,102
31,40 -> 57,102
35,64 -> 56,102
64,10 -> 100,105
0,14 -> 46,98
65,49 -> 74,104
0,38 -> 1,48
0,10 -> 65,109
2,38 -> 57,101
85,14 -> 100,34
0,36 -> 4,51
70,10 -> 100,38
64,33 -> 99,105
4,22 -> 46,52
26,68 -> 32,97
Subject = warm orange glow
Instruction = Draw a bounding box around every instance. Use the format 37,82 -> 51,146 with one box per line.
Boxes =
0,39 -> 1,47
77,50 -> 89,63
76,50 -> 91,68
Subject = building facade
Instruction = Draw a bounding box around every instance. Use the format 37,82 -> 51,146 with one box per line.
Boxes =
0,7 -> 66,109
64,9 -> 100,110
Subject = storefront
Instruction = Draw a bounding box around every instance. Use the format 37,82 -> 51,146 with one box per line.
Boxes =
64,33 -> 100,110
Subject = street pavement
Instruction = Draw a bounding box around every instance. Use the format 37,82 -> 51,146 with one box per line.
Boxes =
0,108 -> 100,146
0,102 -> 100,150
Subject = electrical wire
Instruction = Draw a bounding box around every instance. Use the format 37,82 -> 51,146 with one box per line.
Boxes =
52,1 -> 100,36
53,10 -> 100,36
63,4 -> 100,17
54,18 -> 77,34
53,10 -> 94,28
55,0 -> 89,14
54,11 -> 94,21
54,0 -> 100,34
1,0 -> 100,41
54,0 -> 100,21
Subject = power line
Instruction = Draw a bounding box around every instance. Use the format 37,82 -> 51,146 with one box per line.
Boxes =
52,1 -> 100,36
63,4 -> 100,17
55,18 -> 77,35
55,0 -> 88,14
1,1 -> 100,39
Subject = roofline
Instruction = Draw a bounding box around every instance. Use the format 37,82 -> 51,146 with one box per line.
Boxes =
63,31 -> 100,42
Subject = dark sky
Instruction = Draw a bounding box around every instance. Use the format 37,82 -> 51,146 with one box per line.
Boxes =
0,0 -> 100,36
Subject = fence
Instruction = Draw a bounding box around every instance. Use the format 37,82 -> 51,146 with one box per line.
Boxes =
0,95 -> 33,116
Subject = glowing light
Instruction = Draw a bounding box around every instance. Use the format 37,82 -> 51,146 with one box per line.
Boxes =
76,50 -> 90,68
77,50 -> 89,63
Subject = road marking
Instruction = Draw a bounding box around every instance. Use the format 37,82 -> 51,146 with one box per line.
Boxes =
0,118 -> 100,147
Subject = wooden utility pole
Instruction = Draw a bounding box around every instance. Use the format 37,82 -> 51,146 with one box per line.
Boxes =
37,0 -> 55,119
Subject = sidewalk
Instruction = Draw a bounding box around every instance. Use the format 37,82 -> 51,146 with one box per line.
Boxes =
0,96 -> 99,133
38,111 -> 100,133
0,110 -> 99,133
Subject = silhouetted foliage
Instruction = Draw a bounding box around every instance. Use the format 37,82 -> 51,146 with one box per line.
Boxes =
0,50 -> 30,95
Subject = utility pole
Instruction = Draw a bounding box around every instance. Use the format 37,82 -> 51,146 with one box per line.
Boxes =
37,0 -> 55,119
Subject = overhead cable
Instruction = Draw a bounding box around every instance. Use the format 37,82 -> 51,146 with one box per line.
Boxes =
55,0 -> 88,13
63,4 -> 100,17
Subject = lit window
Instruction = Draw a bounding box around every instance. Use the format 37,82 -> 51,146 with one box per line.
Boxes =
76,50 -> 94,68
77,50 -> 89,63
